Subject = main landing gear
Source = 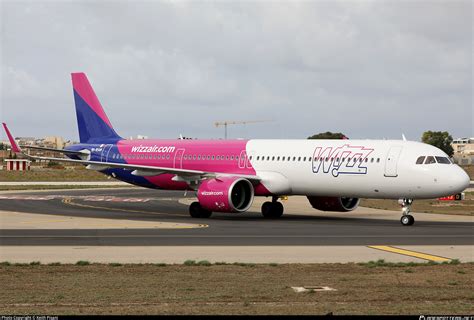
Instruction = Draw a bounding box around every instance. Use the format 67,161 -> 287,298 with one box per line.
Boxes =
189,202 -> 212,218
399,198 -> 414,226
261,196 -> 284,219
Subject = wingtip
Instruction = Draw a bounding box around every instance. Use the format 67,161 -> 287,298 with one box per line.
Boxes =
2,123 -> 21,153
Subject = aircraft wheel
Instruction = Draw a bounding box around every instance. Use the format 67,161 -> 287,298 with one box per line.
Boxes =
274,201 -> 284,217
400,215 -> 414,226
189,202 -> 212,218
261,201 -> 284,219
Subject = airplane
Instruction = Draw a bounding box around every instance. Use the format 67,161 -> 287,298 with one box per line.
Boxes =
2,73 -> 470,226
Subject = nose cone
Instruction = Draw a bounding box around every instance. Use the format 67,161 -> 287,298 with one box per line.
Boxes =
452,166 -> 470,193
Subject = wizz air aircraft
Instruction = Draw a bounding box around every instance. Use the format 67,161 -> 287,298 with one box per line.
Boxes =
3,73 -> 469,226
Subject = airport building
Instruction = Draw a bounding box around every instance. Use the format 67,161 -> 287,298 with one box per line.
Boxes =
452,138 -> 474,165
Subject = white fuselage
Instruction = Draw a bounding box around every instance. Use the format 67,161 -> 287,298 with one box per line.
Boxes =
247,139 -> 469,199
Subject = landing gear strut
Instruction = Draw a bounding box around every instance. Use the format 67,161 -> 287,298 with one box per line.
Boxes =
189,202 -> 212,218
261,196 -> 284,219
398,198 -> 414,226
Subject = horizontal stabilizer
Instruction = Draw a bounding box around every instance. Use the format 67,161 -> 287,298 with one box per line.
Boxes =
21,145 -> 87,155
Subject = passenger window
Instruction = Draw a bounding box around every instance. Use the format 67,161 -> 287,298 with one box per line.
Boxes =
282,156 -> 285,161
249,156 -> 253,161
376,158 -> 380,163
277,156 -> 280,161
298,157 -> 301,161
435,156 -> 451,164
365,158 -> 368,163
256,156 -> 260,161
425,156 -> 436,164
416,156 -> 425,164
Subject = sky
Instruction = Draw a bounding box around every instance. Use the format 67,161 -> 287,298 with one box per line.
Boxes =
0,0 -> 472,142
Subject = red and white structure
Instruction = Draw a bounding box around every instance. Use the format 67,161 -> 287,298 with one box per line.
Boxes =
4,159 -> 30,171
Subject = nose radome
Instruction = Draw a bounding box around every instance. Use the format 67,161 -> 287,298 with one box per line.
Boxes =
455,167 -> 470,192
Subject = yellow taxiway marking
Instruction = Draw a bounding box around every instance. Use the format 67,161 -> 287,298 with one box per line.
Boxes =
368,245 -> 452,262
61,198 -> 208,229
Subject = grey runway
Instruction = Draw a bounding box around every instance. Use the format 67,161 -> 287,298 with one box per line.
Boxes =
0,189 -> 472,246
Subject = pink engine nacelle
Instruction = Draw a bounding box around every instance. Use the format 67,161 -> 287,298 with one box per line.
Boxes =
197,177 -> 254,213
307,196 -> 360,212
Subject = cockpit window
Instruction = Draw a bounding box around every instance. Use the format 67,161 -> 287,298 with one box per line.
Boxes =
416,156 -> 425,164
424,156 -> 436,164
435,156 -> 451,164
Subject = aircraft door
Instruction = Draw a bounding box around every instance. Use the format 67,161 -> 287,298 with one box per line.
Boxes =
238,150 -> 247,169
174,148 -> 185,169
384,146 -> 403,177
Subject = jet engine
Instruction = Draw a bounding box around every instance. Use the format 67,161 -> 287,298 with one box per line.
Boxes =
307,196 -> 360,212
197,177 -> 254,213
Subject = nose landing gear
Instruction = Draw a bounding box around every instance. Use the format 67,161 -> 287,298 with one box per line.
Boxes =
399,198 -> 414,226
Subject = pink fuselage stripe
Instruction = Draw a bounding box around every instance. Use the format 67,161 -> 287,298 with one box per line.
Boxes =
72,73 -> 113,128
115,139 -> 271,194
116,139 -> 256,174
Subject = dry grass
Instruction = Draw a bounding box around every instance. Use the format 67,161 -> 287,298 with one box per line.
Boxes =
361,192 -> 474,216
0,167 -> 109,182
0,263 -> 472,315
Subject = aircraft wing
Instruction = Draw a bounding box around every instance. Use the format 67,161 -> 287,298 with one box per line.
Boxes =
2,123 -> 261,182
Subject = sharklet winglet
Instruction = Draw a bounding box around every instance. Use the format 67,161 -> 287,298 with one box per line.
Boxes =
2,123 -> 22,153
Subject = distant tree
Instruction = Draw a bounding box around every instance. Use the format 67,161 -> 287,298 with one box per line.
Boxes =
421,131 -> 454,157
0,143 -> 4,150
308,131 -> 348,139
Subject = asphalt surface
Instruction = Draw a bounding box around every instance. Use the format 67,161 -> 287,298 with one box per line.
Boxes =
0,189 -> 473,246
